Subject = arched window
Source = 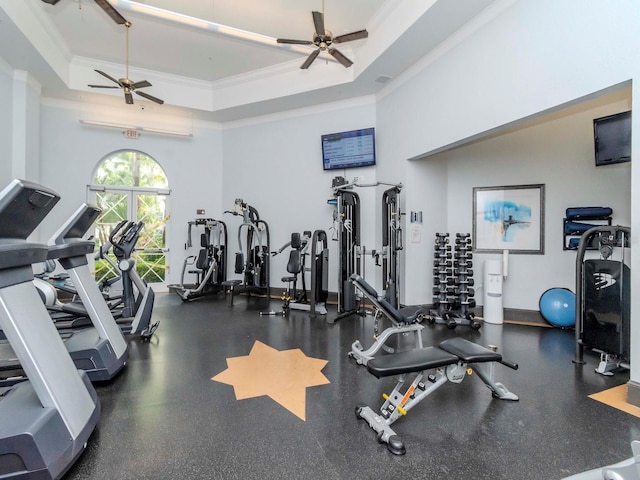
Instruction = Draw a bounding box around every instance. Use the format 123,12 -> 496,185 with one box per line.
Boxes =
90,150 -> 170,287
93,150 -> 168,188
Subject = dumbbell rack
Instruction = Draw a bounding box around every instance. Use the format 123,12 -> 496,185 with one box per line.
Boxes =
429,233 -> 482,329
430,233 -> 453,323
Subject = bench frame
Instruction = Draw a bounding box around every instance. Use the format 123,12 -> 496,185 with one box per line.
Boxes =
348,274 -> 425,365
356,337 -> 518,455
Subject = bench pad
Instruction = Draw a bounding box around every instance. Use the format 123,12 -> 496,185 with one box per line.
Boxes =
366,347 -> 459,378
439,337 -> 501,363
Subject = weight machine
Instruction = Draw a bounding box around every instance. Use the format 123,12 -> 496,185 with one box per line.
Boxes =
272,230 -> 329,316
574,225 -> 630,375
168,218 -> 228,301
223,199 -> 270,303
328,176 -> 403,323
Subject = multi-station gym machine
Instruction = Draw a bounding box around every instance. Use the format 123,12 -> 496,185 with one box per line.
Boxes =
223,199 -> 270,303
168,217 -> 228,301
328,176 -> 403,323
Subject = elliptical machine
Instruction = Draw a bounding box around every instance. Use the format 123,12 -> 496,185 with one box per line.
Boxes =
104,220 -> 158,338
223,199 -> 270,303
168,218 -> 228,301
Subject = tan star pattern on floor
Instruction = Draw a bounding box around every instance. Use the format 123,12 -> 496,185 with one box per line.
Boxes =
212,340 -> 330,420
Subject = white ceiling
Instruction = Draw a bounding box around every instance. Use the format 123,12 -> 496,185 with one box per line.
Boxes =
0,0 -> 498,122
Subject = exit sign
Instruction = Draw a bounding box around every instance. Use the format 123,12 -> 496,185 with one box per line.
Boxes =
124,129 -> 139,139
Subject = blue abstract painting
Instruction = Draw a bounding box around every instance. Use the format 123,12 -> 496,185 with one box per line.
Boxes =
474,185 -> 544,253
483,200 -> 532,242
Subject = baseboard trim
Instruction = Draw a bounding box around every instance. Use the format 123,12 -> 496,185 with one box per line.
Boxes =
269,289 -> 552,327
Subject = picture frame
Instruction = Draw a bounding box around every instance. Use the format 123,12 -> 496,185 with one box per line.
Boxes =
472,184 -> 545,254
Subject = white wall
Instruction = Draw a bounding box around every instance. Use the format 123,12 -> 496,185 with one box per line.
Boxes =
221,97 -> 377,293
0,59 -> 12,188
379,0 -> 639,161
38,100 -> 224,284
4,0 -> 640,387
376,0 -> 640,383
442,94 -> 631,311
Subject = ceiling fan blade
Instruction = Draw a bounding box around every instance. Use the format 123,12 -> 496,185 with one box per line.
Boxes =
125,91 -> 134,104
300,49 -> 320,69
136,90 -> 165,105
333,29 -> 368,44
94,69 -> 121,86
328,48 -> 353,68
93,0 -> 127,25
88,85 -> 120,89
312,11 -> 325,36
277,38 -> 314,45
132,80 -> 152,89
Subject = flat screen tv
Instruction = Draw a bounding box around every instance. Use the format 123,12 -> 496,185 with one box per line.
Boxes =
322,128 -> 376,171
594,111 -> 631,166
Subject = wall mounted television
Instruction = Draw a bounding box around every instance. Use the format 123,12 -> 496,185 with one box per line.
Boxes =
594,110 -> 631,166
322,128 -> 376,171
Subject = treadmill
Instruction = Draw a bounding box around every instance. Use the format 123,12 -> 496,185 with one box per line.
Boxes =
0,203 -> 129,383
0,179 -> 100,479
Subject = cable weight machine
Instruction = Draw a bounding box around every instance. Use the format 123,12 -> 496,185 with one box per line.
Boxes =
168,218 -> 228,301
223,199 -> 270,302
267,230 -> 329,316
574,225 -> 630,375
381,186 -> 403,308
328,176 -> 403,324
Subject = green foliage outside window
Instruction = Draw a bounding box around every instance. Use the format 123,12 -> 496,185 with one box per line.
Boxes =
93,150 -> 169,284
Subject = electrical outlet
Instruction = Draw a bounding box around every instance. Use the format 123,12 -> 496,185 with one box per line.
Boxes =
355,175 -> 365,183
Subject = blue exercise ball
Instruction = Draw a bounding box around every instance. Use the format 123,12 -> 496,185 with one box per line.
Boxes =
539,288 -> 575,328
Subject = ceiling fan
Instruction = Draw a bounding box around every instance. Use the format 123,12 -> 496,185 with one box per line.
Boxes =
41,0 -> 127,25
277,8 -> 368,69
88,22 -> 164,105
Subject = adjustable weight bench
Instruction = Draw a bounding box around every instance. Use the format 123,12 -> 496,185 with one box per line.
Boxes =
356,336 -> 519,455
348,274 -> 425,365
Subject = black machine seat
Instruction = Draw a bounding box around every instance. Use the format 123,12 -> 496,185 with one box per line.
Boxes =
367,347 -> 459,378
439,337 -> 502,363
287,249 -> 302,275
195,248 -> 209,270
350,274 -> 423,325
281,246 -> 301,283
190,233 -> 211,274
367,338 -> 503,379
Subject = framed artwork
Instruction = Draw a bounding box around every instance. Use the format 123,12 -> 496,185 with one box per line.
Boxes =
472,184 -> 545,254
